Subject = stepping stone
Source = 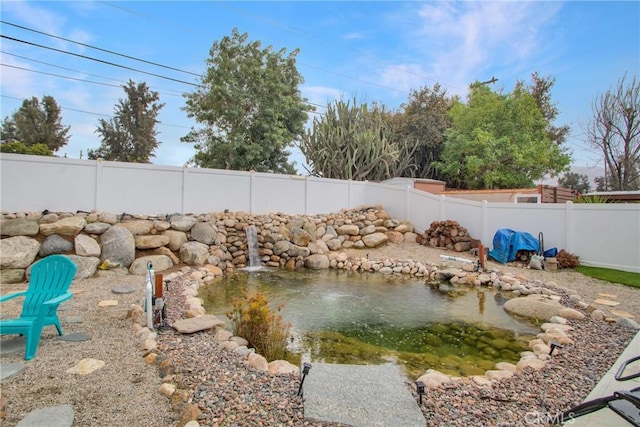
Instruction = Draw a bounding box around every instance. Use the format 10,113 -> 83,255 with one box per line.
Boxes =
66,358 -> 105,375
1,363 -> 26,381
56,332 -> 91,342
112,285 -> 136,294
593,299 -> 620,307
57,301 -> 74,311
611,309 -> 634,319
304,363 -> 425,427
16,404 -> 74,427
172,315 -> 225,334
62,316 -> 84,324
0,336 -> 26,355
97,299 -> 118,307
598,293 -> 617,299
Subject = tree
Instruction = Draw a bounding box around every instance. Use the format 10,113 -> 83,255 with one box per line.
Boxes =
88,80 -> 164,163
586,73 -> 640,191
0,95 -> 70,152
393,84 -> 455,179
0,141 -> 53,156
182,28 -> 309,174
300,98 -> 412,180
517,72 -> 570,146
558,172 -> 591,194
434,83 -> 571,189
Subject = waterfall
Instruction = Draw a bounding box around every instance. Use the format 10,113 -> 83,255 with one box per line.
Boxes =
245,225 -> 262,270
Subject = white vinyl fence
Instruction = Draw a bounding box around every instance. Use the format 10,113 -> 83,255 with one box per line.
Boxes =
1,153 -> 639,273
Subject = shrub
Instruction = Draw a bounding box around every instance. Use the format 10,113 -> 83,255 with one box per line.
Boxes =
227,291 -> 291,361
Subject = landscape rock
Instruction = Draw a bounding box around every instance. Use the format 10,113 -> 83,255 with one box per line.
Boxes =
179,241 -> 210,265
84,222 -> 111,234
134,235 -> 170,249
503,294 -> 563,321
39,216 -> 86,237
67,255 -> 101,280
75,234 -> 101,257
172,315 -> 225,334
100,226 -> 135,267
39,234 -> 74,257
0,236 -> 40,269
304,254 -> 330,269
1,217 -> 39,236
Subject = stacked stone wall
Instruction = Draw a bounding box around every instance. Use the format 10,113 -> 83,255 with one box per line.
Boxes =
0,206 -> 418,283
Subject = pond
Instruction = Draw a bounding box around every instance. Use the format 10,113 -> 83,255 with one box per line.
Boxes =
199,268 -> 539,379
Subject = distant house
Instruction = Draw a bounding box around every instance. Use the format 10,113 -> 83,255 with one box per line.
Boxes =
382,178 -> 576,203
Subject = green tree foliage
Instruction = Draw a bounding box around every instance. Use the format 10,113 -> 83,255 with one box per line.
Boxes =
300,98 -> 413,181
393,84 -> 455,179
517,72 -> 570,146
0,95 -> 70,152
182,28 -> 309,174
587,73 -> 640,191
88,80 -> 164,163
434,83 -> 571,189
0,141 -> 53,156
558,172 -> 591,194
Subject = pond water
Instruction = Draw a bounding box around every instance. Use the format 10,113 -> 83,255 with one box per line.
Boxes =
199,268 -> 539,378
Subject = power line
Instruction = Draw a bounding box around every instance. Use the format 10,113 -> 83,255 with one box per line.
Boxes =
1,35 -> 200,87
1,20 -> 201,77
1,94 -> 191,129
1,55 -> 184,97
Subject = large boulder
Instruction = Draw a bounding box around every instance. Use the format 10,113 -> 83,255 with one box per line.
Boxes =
39,234 -> 74,257
75,234 -> 101,257
170,215 -> 196,232
162,230 -> 188,252
190,223 -> 217,245
362,232 -> 388,248
39,216 -> 86,237
100,226 -> 135,267
66,255 -> 101,279
1,217 -> 40,236
179,241 -> 210,265
0,236 -> 40,268
503,294 -> 563,321
84,222 -> 111,235
117,220 -> 153,236
304,254 -> 330,269
134,235 -> 170,249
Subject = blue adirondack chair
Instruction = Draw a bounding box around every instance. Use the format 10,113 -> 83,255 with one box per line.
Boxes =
0,254 -> 77,360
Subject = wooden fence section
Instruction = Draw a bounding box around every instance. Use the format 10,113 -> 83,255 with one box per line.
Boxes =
538,185 -> 577,203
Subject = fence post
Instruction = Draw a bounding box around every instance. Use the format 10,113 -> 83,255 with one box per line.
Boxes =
565,201 -> 573,253
481,200 -> 488,246
405,185 -> 410,222
181,165 -> 188,214
439,194 -> 446,220
95,159 -> 103,211
250,171 -> 255,215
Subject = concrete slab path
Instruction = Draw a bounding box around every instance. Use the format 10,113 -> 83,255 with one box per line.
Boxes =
303,363 -> 425,427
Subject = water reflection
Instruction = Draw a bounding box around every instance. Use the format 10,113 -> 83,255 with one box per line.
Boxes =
200,268 -> 538,377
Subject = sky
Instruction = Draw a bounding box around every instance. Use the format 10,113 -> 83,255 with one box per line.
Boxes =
1,1 -> 638,175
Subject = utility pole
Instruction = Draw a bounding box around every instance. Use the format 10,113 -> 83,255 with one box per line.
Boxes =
479,77 -> 498,85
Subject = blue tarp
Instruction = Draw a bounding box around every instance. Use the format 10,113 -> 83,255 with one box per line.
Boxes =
488,229 -> 540,264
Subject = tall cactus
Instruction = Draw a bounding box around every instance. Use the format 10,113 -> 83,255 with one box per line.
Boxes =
299,98 -> 415,181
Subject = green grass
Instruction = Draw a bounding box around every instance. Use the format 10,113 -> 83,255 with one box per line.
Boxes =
574,266 -> 640,288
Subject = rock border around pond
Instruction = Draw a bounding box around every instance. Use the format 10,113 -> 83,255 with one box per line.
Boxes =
122,253 -> 638,425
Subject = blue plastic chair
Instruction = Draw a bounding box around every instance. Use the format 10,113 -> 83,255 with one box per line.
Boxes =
0,255 -> 77,360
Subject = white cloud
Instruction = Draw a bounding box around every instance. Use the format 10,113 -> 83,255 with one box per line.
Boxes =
402,1 -> 563,94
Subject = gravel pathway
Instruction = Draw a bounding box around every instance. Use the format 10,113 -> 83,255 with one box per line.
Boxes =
1,243 -> 638,427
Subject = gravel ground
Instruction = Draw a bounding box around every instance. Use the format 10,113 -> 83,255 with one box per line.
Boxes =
1,242 -> 638,427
